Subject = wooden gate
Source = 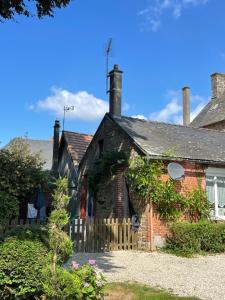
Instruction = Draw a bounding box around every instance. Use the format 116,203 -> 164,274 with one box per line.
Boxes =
69,218 -> 138,253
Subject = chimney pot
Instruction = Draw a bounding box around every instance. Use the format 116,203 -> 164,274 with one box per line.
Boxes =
182,86 -> 190,126
211,73 -> 225,99
109,64 -> 123,117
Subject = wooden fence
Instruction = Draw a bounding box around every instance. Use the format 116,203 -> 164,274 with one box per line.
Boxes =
69,218 -> 138,253
0,219 -> 46,237
1,218 -> 138,253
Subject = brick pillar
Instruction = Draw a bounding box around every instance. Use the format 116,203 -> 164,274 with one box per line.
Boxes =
115,166 -> 124,218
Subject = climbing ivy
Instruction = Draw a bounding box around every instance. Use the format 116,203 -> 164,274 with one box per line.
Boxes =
88,151 -> 128,197
126,157 -> 210,222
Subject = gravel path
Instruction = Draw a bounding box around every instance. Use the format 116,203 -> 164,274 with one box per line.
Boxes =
70,251 -> 225,300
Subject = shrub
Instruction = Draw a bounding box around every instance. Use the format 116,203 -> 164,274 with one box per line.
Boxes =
166,221 -> 225,256
0,191 -> 19,229
42,260 -> 105,300
0,225 -> 51,299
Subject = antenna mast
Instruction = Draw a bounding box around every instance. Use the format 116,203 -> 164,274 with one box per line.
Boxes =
63,105 -> 75,131
105,38 -> 112,94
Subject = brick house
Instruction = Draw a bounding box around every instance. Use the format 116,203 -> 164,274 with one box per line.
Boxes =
78,65 -> 225,250
191,73 -> 225,131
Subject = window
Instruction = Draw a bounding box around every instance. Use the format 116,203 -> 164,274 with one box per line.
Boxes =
206,168 -> 225,220
98,139 -> 104,157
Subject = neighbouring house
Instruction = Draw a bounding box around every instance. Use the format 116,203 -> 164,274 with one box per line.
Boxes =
78,64 -> 225,250
52,120 -> 92,218
191,73 -> 225,130
5,137 -> 53,220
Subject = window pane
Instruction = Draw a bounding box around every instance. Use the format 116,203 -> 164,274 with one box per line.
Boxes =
217,177 -> 225,207
206,176 -> 215,204
217,177 -> 225,217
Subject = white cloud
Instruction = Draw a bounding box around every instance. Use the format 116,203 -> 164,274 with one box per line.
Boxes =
149,89 -> 208,124
29,87 -> 109,121
138,0 -> 209,31
131,114 -> 148,120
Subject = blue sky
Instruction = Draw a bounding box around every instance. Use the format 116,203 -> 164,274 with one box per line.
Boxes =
0,0 -> 225,146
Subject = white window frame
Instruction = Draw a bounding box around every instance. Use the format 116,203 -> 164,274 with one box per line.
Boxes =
206,167 -> 225,220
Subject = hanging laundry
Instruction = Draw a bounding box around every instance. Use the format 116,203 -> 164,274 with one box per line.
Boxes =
27,203 -> 37,219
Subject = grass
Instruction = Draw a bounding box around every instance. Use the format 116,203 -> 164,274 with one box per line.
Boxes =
104,282 -> 200,300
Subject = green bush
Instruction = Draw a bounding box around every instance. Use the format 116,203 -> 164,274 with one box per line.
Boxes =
42,261 -> 105,300
166,221 -> 225,256
0,225 -> 51,299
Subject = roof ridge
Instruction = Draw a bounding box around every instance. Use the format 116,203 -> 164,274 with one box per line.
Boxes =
63,130 -> 93,137
119,115 -> 225,134
12,138 -> 53,143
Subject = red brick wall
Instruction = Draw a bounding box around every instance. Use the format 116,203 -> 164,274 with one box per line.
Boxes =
146,161 -> 206,249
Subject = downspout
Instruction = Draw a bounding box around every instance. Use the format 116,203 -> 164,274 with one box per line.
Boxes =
149,200 -> 155,251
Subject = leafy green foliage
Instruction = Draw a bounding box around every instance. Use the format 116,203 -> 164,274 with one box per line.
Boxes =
88,151 -> 128,196
48,177 -> 73,270
166,221 -> 225,256
0,191 -> 19,228
0,0 -> 71,21
185,188 -> 210,221
0,138 -> 48,198
126,157 -> 210,221
0,138 -> 51,227
43,178 -> 105,299
153,179 -> 186,221
0,225 -> 51,299
43,263 -> 105,300
126,157 -> 185,221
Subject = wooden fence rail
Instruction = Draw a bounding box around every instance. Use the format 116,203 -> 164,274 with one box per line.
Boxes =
1,218 -> 138,253
0,219 -> 47,238
69,218 -> 138,253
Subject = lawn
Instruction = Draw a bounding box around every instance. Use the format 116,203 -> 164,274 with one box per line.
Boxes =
104,282 -> 200,300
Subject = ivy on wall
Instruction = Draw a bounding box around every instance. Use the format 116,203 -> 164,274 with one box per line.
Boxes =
126,157 -> 210,222
87,151 -> 128,197
87,152 -> 210,222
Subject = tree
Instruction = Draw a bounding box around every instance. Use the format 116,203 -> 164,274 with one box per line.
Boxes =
48,177 -> 73,271
0,138 -> 50,225
0,0 -> 71,21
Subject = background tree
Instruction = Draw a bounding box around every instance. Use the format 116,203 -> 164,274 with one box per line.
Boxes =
0,0 -> 71,21
0,138 -> 50,226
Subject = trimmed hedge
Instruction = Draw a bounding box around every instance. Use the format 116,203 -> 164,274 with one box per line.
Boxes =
0,225 -> 51,299
166,221 -> 225,256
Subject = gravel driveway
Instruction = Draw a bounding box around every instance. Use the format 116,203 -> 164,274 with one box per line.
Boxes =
71,251 -> 225,300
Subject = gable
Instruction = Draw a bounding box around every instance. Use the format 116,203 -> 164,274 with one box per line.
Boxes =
190,95 -> 225,127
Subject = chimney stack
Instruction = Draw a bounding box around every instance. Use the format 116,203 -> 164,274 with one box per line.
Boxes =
52,120 -> 60,175
109,64 -> 123,117
211,73 -> 225,99
182,86 -> 190,126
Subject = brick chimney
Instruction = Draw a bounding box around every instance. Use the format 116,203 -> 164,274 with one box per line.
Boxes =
211,73 -> 225,99
52,120 -> 60,175
109,64 -> 123,117
182,86 -> 190,126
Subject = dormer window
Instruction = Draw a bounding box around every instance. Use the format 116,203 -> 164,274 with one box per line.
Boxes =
98,139 -> 104,157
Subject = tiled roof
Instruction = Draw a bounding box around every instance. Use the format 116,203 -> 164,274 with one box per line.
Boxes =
110,114 -> 225,163
190,95 -> 225,127
5,138 -> 53,170
63,131 -> 92,162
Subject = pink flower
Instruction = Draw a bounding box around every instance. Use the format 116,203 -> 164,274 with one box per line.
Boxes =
71,261 -> 79,269
88,259 -> 96,265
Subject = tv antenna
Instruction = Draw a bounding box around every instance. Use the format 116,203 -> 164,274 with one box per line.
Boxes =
63,105 -> 75,131
105,38 -> 112,94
